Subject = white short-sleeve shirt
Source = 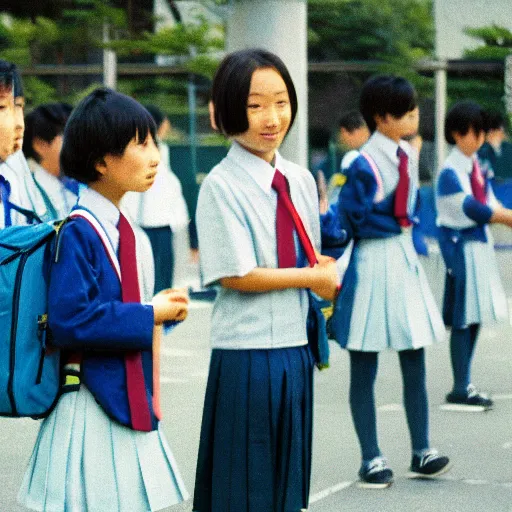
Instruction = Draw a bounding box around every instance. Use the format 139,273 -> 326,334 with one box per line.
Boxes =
196,142 -> 321,350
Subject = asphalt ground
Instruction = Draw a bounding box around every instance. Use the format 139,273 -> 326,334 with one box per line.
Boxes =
1,249 -> 512,512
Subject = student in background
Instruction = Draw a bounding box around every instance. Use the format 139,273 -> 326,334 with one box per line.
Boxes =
436,101 -> 512,410
330,76 -> 450,488
23,103 -> 77,220
0,59 -> 47,227
123,104 -> 191,292
478,111 -> 512,183
320,111 -> 370,259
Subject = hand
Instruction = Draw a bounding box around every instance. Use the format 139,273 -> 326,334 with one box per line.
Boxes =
316,253 -> 336,265
190,249 -> 199,264
152,289 -> 189,324
155,288 -> 189,304
310,260 -> 339,301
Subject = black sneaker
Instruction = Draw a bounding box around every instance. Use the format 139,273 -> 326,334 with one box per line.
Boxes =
445,384 -> 494,411
407,449 -> 451,479
357,456 -> 394,489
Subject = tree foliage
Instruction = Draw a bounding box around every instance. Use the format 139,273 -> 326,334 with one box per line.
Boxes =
308,0 -> 434,62
464,25 -> 512,60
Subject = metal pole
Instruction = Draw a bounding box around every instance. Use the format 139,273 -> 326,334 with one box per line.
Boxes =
505,55 -> 512,124
188,75 -> 198,178
103,23 -> 117,89
434,64 -> 447,173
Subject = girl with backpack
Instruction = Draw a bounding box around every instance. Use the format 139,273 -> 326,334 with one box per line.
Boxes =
18,88 -> 189,512
193,49 -> 339,512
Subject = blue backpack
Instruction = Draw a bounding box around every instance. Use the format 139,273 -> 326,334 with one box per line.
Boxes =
0,221 -> 63,418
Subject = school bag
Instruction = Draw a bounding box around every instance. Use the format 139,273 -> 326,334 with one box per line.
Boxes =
0,220 -> 62,418
0,208 -> 128,418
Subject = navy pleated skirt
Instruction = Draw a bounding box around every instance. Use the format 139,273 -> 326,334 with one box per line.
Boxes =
193,345 -> 314,512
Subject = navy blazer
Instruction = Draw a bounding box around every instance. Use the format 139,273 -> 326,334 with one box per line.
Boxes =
48,217 -> 157,430
321,154 -> 423,245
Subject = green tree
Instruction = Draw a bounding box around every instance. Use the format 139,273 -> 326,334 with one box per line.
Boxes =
464,25 -> 512,60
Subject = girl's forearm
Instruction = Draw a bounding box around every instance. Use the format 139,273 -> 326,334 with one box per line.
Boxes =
220,267 -> 317,293
490,207 -> 512,228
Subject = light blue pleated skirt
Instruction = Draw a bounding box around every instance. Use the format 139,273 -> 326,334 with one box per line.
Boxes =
339,230 -> 446,352
463,235 -> 508,326
18,386 -> 188,512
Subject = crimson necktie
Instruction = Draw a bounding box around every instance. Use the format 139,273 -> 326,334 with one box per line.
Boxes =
272,170 -> 317,268
118,213 -> 153,432
470,159 -> 486,205
395,147 -> 412,227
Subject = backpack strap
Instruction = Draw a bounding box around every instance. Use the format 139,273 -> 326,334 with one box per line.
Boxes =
59,208 -> 122,394
360,151 -> 385,203
0,174 -> 42,225
68,208 -> 121,281
32,175 -> 59,221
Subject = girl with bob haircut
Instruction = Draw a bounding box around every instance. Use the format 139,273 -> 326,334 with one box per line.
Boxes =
193,49 -> 339,511
436,101 -> 512,411
18,88 -> 189,512
328,75 -> 450,488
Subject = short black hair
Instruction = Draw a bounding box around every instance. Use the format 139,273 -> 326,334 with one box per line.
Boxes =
144,104 -> 166,129
0,60 -> 23,98
485,110 -> 505,132
60,88 -> 156,184
23,103 -> 71,163
338,110 -> 366,132
359,75 -> 417,133
211,48 -> 298,136
444,101 -> 487,145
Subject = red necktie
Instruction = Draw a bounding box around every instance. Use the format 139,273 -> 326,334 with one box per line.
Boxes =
118,213 -> 153,432
470,159 -> 487,205
272,170 -> 317,268
395,147 -> 412,227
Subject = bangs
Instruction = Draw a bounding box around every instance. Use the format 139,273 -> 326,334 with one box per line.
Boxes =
360,75 -> 417,132
0,72 -> 13,96
380,78 -> 417,119
445,101 -> 486,144
60,88 -> 157,184
97,93 -> 156,155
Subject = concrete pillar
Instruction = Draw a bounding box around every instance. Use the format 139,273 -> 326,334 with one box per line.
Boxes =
434,65 -> 447,172
226,0 -> 308,168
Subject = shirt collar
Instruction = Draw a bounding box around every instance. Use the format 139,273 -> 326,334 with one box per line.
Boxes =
78,187 -> 120,228
372,130 -> 400,162
447,146 -> 474,174
228,141 -> 286,194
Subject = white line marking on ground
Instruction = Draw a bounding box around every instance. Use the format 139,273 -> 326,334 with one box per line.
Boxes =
492,393 -> 512,400
308,476 -> 512,503
309,481 -> 353,503
502,441 -> 512,449
439,404 -> 488,412
378,403 -> 403,412
508,299 -> 512,325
